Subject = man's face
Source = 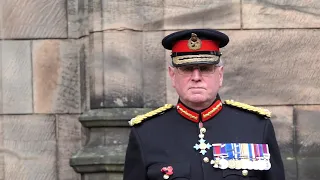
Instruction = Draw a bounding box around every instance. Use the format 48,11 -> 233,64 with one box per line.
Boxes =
168,64 -> 224,107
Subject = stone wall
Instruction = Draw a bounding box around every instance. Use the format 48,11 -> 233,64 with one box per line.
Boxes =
0,0 -> 319,180
0,0 -> 89,179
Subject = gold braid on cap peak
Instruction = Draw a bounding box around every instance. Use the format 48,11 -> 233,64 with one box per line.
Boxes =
128,104 -> 174,126
224,100 -> 271,118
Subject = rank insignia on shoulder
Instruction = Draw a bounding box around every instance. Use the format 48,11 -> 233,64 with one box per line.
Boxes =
224,100 -> 271,118
128,104 -> 174,126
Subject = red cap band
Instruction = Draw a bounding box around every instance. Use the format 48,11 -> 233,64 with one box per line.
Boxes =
172,40 -> 219,52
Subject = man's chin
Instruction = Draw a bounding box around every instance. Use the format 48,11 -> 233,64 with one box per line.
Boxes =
187,96 -> 206,104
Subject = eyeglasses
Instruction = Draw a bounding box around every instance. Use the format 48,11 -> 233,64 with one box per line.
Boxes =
175,65 -> 218,76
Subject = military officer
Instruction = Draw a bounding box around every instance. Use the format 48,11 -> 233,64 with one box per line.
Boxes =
123,29 -> 285,180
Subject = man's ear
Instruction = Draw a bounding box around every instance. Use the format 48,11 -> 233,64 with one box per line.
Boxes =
218,66 -> 224,87
168,66 -> 176,88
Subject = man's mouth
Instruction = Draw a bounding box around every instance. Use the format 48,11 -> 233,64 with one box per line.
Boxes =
189,87 -> 205,89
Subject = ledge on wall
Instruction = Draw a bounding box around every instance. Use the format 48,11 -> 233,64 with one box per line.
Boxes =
69,107 -> 152,174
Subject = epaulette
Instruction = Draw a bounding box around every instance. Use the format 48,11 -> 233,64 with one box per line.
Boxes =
128,104 -> 174,126
224,100 -> 271,118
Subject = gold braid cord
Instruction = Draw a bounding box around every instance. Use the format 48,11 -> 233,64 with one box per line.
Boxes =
128,104 -> 174,126
224,100 -> 271,118
177,106 -> 198,120
203,102 -> 222,119
173,54 -> 219,65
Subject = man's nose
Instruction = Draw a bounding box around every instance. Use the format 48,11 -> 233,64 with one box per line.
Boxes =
191,68 -> 201,80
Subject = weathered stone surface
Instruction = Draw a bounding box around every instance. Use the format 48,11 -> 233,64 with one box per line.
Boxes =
283,157 -> 297,180
101,0 -> 239,31
89,33 -> 104,109
0,15 -> 2,37
70,127 -> 130,173
243,0 -> 320,28
86,128 -> 105,146
0,157 -> 3,180
0,116 -> 4,180
1,41 -> 32,114
79,108 -> 153,127
266,106 -> 296,180
57,115 -> 82,180
218,30 -> 320,105
33,40 -> 81,113
267,106 -> 294,155
104,127 -> 130,162
88,0 -> 102,32
83,173 -> 123,180
295,106 -> 320,157
0,156 -> 3,180
79,37 -> 90,112
102,0 -> 164,30
68,0 -> 89,38
3,115 -> 56,180
91,31 -> 168,108
164,0 -> 241,30
164,31 -> 179,105
166,68 -> 178,105
1,0 -> 67,38
297,157 -> 320,180
0,40 -> 2,115
103,31 -> 143,108
81,126 -> 89,146
142,32 -> 167,107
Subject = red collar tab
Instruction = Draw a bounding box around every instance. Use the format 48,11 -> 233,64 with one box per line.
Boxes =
201,100 -> 223,121
176,103 -> 199,123
176,100 -> 223,123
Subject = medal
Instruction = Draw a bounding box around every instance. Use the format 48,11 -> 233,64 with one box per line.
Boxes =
240,159 -> 248,169
239,144 -> 247,169
263,144 -> 271,162
262,144 -> 270,160
219,144 -> 229,169
234,143 -> 242,169
247,160 -> 253,170
225,143 -> 235,169
212,144 -> 222,168
213,158 -> 220,168
262,144 -> 271,170
193,140 -> 272,171
193,124 -> 212,155
228,159 -> 236,169
247,143 -> 254,170
256,155 -> 264,171
253,144 -> 260,170
259,159 -> 266,170
235,159 -> 242,170
219,157 -> 229,169
265,160 -> 272,170
252,159 -> 258,170
256,144 -> 264,170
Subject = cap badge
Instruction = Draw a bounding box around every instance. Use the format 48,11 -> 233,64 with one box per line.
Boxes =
188,33 -> 202,50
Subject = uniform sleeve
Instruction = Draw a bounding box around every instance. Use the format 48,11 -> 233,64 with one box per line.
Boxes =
123,128 -> 147,180
262,119 -> 286,180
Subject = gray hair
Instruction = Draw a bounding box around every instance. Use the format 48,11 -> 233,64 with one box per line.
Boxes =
216,58 -> 224,67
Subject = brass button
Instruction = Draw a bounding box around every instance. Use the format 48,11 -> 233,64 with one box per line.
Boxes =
242,169 -> 248,176
203,157 -> 209,163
